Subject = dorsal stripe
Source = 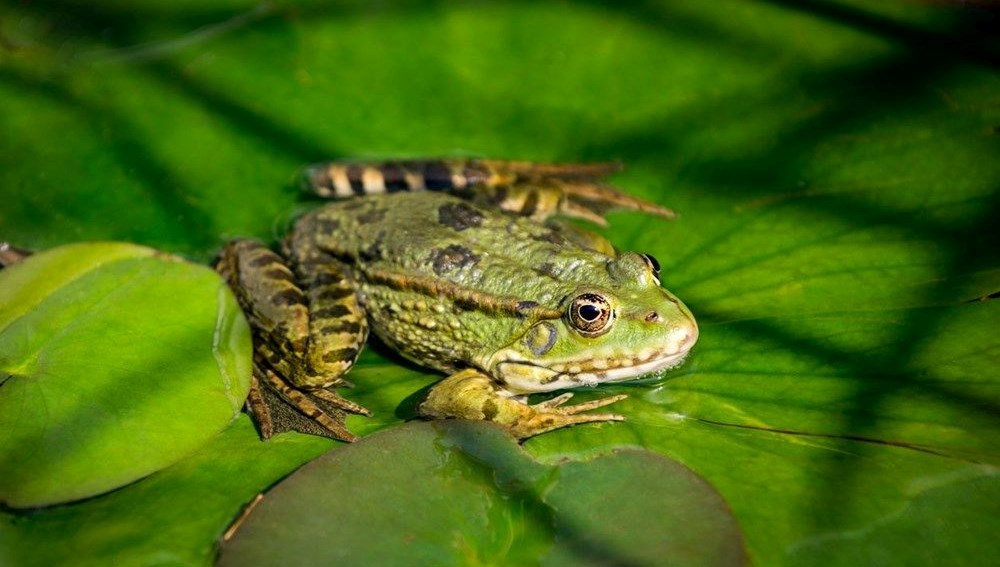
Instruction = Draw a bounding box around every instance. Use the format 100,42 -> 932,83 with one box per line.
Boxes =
360,266 -> 562,320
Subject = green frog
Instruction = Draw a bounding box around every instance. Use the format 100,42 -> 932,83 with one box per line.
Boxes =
216,159 -> 698,442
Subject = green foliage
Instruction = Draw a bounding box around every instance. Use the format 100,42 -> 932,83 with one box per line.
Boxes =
0,243 -> 252,507
218,421 -> 746,567
1,1 -> 997,565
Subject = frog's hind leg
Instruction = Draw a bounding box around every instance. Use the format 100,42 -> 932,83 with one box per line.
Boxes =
488,177 -> 677,226
216,239 -> 369,441
300,159 -> 566,198
301,159 -> 675,226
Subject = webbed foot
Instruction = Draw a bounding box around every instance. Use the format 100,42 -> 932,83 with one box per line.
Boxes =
248,365 -> 368,442
418,369 -> 627,440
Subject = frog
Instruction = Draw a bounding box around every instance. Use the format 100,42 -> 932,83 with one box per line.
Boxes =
215,159 -> 698,442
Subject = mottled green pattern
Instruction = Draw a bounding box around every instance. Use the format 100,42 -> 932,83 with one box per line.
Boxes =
232,176 -> 697,440
298,191 -> 695,382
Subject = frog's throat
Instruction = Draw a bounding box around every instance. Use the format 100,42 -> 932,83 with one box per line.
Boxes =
491,347 -> 690,394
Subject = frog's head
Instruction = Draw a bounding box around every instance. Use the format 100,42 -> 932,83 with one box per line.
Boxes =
491,252 -> 699,394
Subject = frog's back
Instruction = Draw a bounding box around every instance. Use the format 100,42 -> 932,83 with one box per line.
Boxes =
300,192 -> 607,305
292,192 -> 609,371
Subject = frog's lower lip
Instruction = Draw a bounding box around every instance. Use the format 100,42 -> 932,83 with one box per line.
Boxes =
497,348 -> 690,393
577,349 -> 689,383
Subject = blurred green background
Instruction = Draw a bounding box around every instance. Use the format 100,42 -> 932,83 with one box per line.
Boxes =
1,1 -> 998,565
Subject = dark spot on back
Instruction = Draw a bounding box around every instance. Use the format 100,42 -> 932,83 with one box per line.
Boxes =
429,244 -> 480,276
339,199 -> 366,210
316,217 -> 342,233
359,231 -> 387,262
531,230 -> 565,245
357,207 -> 387,224
438,202 -> 484,231
535,262 -> 558,278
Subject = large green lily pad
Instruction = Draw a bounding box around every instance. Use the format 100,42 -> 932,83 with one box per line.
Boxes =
1,0 -> 997,565
217,421 -> 747,567
0,243 -> 252,507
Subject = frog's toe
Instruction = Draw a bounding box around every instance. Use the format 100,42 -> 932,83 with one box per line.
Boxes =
311,387 -> 372,417
531,392 -> 575,409
507,393 -> 627,438
255,366 -> 360,442
535,392 -> 628,414
509,407 -> 625,440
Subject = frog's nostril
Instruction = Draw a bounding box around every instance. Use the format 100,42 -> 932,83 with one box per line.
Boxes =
644,311 -> 660,323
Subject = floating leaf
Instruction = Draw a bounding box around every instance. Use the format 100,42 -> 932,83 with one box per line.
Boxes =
0,416 -> 332,566
0,243 -> 252,507
217,421 -> 745,567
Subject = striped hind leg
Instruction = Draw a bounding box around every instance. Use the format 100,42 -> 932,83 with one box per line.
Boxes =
300,159 -> 676,225
216,240 -> 369,441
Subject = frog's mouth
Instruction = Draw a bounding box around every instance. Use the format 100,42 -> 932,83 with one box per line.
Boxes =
495,347 -> 691,394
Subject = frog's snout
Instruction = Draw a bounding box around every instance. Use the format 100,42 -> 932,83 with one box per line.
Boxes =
668,322 -> 699,357
655,309 -> 698,360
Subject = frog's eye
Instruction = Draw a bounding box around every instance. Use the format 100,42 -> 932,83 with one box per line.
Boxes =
569,293 -> 614,337
641,253 -> 661,280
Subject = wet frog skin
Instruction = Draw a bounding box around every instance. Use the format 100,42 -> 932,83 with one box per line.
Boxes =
217,160 -> 698,441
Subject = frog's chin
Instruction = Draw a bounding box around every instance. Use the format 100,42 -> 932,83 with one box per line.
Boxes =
496,349 -> 690,394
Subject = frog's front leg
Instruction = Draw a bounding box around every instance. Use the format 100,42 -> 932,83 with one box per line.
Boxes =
216,240 -> 370,442
418,369 -> 627,440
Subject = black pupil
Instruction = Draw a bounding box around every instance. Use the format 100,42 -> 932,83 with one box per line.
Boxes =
579,304 -> 602,321
643,253 -> 661,274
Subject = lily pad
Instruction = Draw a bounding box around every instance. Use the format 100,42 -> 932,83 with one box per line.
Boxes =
0,415 -> 333,567
0,242 -> 252,507
217,420 -> 746,567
